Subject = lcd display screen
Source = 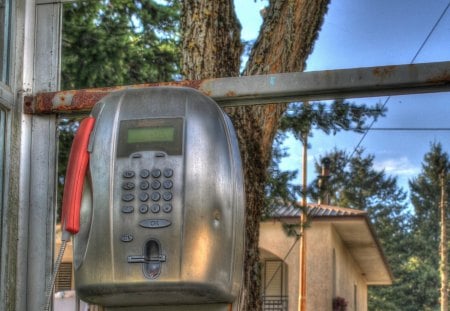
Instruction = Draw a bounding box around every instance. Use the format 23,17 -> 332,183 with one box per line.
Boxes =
127,126 -> 175,144
117,118 -> 183,156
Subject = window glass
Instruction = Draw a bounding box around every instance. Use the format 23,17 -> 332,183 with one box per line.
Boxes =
264,260 -> 283,296
0,0 -> 11,84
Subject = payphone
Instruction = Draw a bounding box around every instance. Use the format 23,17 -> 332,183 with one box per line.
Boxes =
61,87 -> 245,309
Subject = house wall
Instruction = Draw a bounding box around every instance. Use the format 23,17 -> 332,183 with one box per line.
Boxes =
260,220 -> 370,311
259,221 -> 299,311
304,222 -> 333,310
306,222 -> 368,311
330,224 -> 367,311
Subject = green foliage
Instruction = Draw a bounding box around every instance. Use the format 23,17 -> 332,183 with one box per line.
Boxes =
407,142 -> 450,310
61,0 -> 181,89
410,143 -> 450,246
58,1 -> 181,219
265,99 -> 386,213
279,100 -> 386,144
264,134 -> 300,218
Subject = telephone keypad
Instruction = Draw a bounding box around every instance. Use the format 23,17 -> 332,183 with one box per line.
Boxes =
122,193 -> 135,202
151,169 -> 161,178
151,192 -> 161,202
120,166 -> 174,217
162,203 -> 172,213
151,204 -> 160,213
139,204 -> 149,214
140,169 -> 150,178
139,181 -> 149,190
163,180 -> 173,189
163,168 -> 173,178
162,191 -> 172,201
121,206 -> 134,213
123,170 -> 135,178
139,193 -> 149,202
122,181 -> 135,190
151,180 -> 161,190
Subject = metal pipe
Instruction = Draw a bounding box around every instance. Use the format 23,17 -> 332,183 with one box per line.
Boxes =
24,61 -> 450,114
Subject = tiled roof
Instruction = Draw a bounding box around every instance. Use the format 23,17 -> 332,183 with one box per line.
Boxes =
270,203 -> 366,219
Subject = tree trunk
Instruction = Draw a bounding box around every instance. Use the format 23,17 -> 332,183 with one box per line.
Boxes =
439,170 -> 448,311
181,0 -> 242,80
181,1 -> 329,310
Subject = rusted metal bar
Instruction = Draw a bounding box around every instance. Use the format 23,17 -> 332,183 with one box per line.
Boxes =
24,61 -> 450,114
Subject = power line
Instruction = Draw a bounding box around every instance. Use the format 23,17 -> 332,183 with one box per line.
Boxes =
348,1 -> 450,160
348,127 -> 450,131
411,1 -> 450,64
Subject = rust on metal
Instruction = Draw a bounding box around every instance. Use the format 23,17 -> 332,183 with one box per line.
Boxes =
225,90 -> 237,97
425,72 -> 450,85
372,65 -> 397,79
24,79 -> 211,114
23,96 -> 34,114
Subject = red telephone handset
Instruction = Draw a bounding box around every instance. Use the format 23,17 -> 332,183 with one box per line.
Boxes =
61,117 -> 96,235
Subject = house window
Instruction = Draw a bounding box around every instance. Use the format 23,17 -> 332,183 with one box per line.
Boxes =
0,0 -> 11,84
262,260 -> 288,311
55,262 -> 73,292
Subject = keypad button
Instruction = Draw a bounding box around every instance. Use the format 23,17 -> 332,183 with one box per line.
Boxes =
121,234 -> 133,242
122,181 -> 135,190
162,204 -> 173,213
163,168 -> 173,178
139,204 -> 149,214
121,206 -> 134,213
151,180 -> 161,190
123,170 -> 135,178
140,169 -> 150,179
162,191 -> 173,201
151,192 -> 161,202
139,181 -> 150,190
139,192 -> 150,202
151,204 -> 160,213
151,169 -> 161,178
122,193 -> 135,202
163,180 -> 173,189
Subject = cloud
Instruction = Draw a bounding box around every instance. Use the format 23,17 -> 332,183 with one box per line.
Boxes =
374,156 -> 419,177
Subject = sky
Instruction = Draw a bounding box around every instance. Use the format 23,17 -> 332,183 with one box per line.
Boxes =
235,0 -> 450,197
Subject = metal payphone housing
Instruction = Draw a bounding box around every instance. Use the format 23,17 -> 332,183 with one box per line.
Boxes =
74,87 -> 245,307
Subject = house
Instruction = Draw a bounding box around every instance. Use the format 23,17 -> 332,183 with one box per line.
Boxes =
259,204 -> 393,311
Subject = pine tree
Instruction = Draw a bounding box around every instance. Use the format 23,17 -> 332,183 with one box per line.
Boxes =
265,100 -> 386,212
409,142 -> 450,310
309,148 -> 414,310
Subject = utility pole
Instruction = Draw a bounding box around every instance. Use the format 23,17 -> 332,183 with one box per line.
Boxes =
299,130 -> 308,311
439,169 -> 448,311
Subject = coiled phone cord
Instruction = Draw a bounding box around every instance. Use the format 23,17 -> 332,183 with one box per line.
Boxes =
43,234 -> 69,311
